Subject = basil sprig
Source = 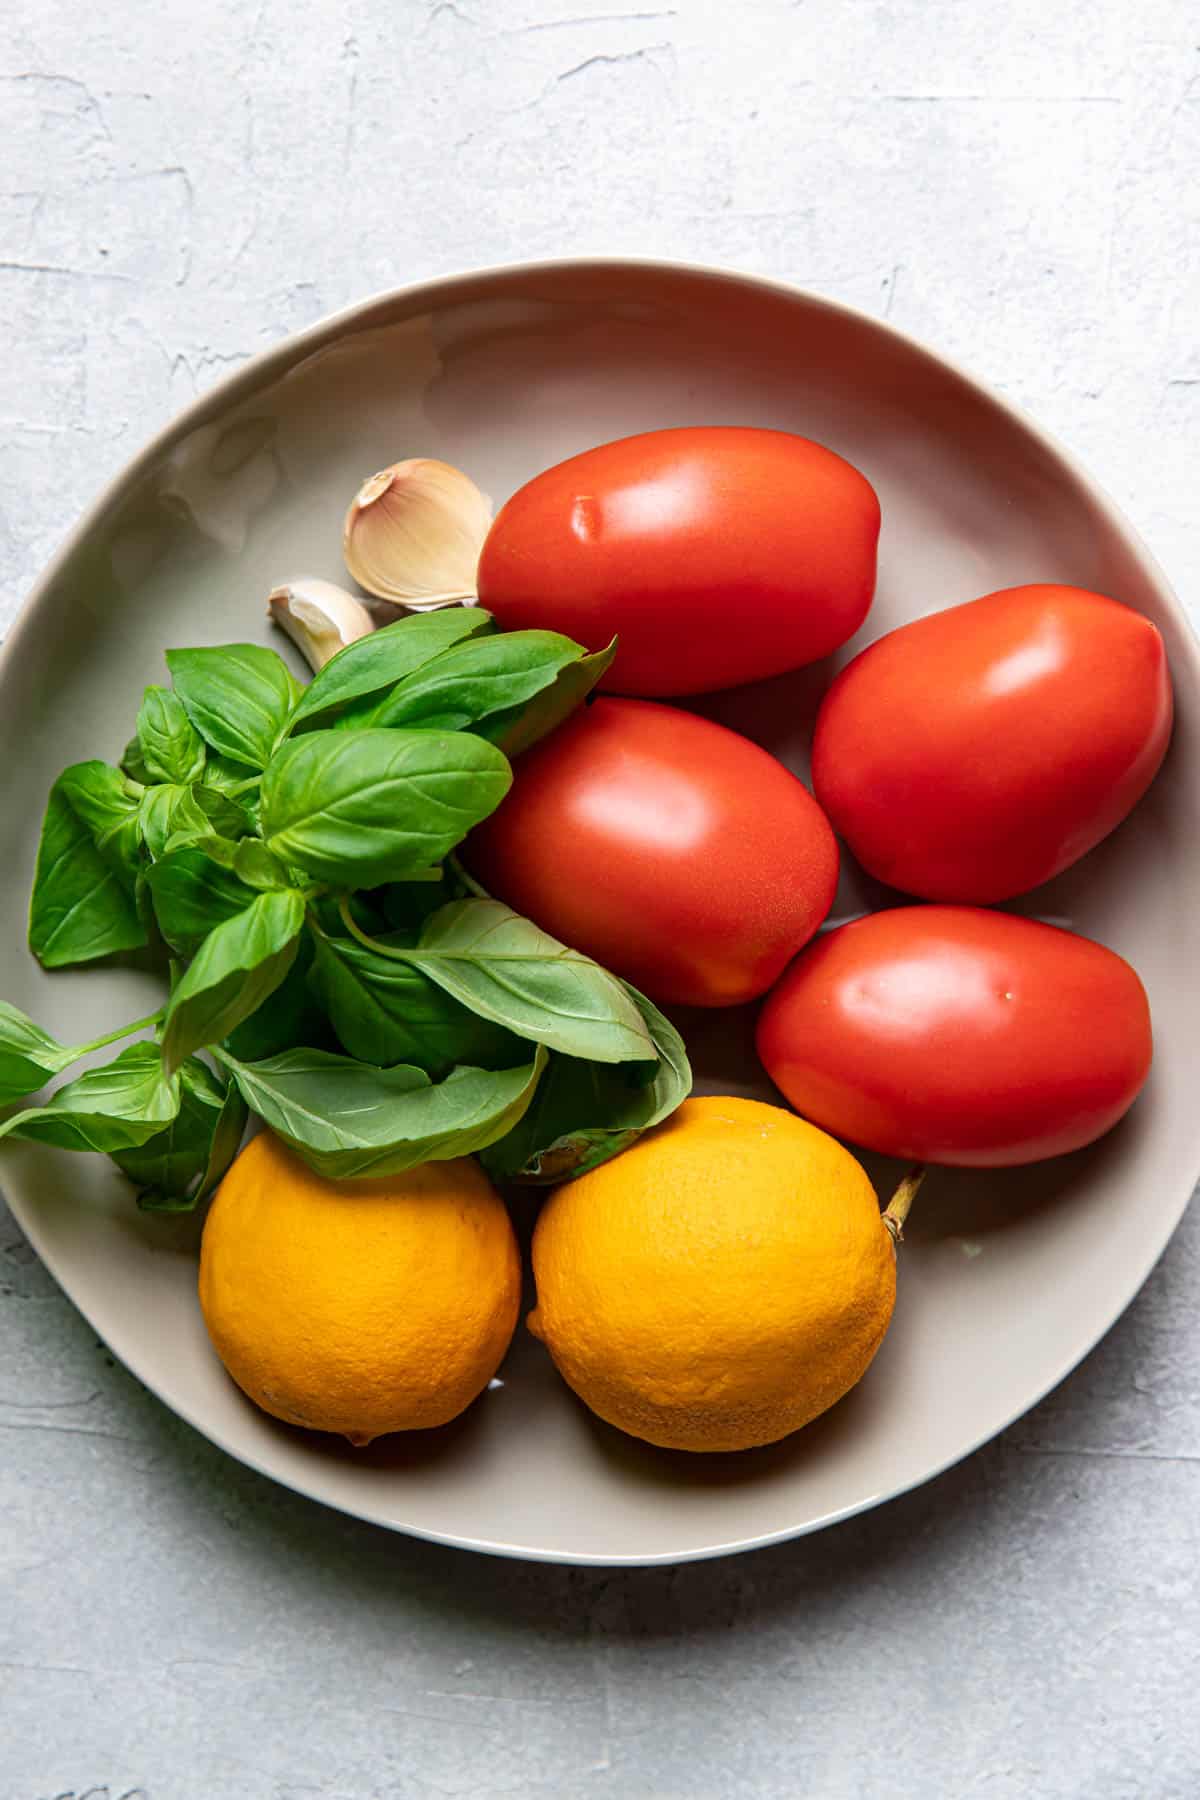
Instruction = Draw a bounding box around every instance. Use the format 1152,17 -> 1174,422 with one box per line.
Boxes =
7,609 -> 690,1200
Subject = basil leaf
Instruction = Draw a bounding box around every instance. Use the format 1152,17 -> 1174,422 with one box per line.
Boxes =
111,1056 -> 247,1212
121,734 -> 151,784
482,984 -> 691,1183
397,899 -> 654,1063
287,608 -> 494,732
59,761 -> 144,887
192,782 -> 254,842
192,1078 -> 251,1202
308,924 -> 524,1076
29,764 -> 147,968
134,866 -> 160,949
200,757 -> 260,834
220,1043 -> 547,1179
342,629 -> 589,734
0,1042 -> 180,1154
309,889 -> 387,940
167,644 -> 302,769
260,729 -> 512,887
482,639 -> 616,757
144,848 -> 259,955
223,932 -> 334,1062
203,754 -> 256,797
231,839 -> 295,891
137,783 -> 212,860
136,685 -> 207,785
0,1002 -> 78,1105
137,780 -> 251,862
161,890 -> 305,1074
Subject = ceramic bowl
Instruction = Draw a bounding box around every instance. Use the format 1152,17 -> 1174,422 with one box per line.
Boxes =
2,259 -> 1197,1564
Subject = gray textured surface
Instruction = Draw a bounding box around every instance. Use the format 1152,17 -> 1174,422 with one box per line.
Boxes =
1,1 -> 1199,1795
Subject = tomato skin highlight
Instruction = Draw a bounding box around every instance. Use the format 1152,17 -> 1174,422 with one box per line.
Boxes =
811,584 -> 1173,904
476,427 -> 881,697
756,907 -> 1152,1167
465,697 -> 839,1008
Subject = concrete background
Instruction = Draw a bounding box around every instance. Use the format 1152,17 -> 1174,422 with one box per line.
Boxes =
2,1 -> 1199,1795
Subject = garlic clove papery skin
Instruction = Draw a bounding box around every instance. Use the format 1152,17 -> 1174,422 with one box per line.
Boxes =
342,458 -> 492,607
268,577 -> 377,671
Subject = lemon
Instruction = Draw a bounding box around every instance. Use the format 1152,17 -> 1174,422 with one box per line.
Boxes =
199,1131 -> 520,1444
528,1095 -> 897,1452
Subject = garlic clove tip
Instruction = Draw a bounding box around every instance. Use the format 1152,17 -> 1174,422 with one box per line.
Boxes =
268,576 -> 376,672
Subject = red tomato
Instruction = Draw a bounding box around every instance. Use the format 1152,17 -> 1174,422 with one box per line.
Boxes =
476,427 -> 880,697
465,697 -> 839,1008
756,907 -> 1152,1167
811,584 -> 1173,903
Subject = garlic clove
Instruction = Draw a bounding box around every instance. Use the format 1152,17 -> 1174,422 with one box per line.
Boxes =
343,458 -> 491,608
268,577 -> 377,672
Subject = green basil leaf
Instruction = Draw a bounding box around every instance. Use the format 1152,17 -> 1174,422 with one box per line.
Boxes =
481,639 -> 617,757
481,984 -> 691,1183
51,761 -> 143,844
0,1042 -> 180,1154
220,1042 -> 547,1179
342,629 -> 589,734
287,608 -> 494,733
200,758 -> 261,835
28,764 -> 147,968
231,839 -> 295,891
308,924 -> 524,1076
134,866 -> 159,949
138,783 -> 213,860
138,780 -> 252,860
260,729 -> 512,887
167,644 -> 302,770
144,847 -> 259,955
136,685 -> 207,785
309,889 -> 387,940
192,782 -> 254,842
203,754 -> 256,797
223,932 -> 334,1062
60,761 -> 145,887
396,899 -> 653,1063
0,1002 -> 78,1105
161,890 -> 305,1074
192,1078 -> 251,1202
178,833 -> 240,871
111,1056 -> 247,1212
121,734 -> 151,784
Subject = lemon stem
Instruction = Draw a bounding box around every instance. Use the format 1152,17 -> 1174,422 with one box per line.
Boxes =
883,1165 -> 926,1246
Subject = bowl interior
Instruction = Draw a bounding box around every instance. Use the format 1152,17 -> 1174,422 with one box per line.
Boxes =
2,261 -> 1197,1564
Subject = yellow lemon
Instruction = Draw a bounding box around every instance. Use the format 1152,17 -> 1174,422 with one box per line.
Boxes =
199,1131 -> 520,1444
528,1095 -> 897,1452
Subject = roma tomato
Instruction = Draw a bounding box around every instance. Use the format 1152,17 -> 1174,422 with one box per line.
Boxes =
476,427 -> 880,697
465,697 -> 839,1008
811,584 -> 1173,903
756,907 -> 1152,1167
